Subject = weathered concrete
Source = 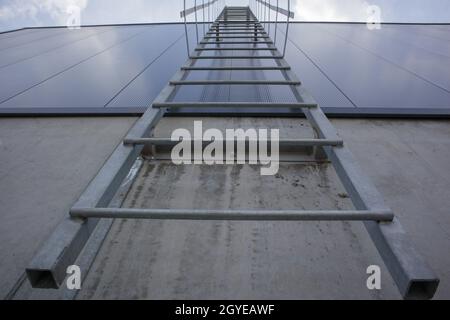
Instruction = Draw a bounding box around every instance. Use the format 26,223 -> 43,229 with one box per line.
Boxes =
78,162 -> 399,299
333,119 -> 450,299
76,117 -> 450,300
1,117 -> 450,299
0,117 -> 137,299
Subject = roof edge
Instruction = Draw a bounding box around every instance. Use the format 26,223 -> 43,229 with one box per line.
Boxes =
1,107 -> 450,119
2,21 -> 450,33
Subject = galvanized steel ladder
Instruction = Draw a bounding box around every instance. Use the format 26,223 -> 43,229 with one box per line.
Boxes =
26,1 -> 439,299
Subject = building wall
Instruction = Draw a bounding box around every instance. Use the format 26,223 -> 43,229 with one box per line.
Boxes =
1,117 -> 450,299
1,23 -> 450,115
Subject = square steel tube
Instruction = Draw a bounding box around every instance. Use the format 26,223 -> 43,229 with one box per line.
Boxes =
25,108 -> 163,289
24,31 -> 209,289
270,51 -> 439,299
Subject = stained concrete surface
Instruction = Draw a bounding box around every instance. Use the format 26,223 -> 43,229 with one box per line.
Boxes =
333,119 -> 450,299
0,117 -> 137,299
77,161 -> 398,299
1,117 -> 450,299
76,117 -> 450,300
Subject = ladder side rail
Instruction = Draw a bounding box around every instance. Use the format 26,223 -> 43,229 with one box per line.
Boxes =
256,0 -> 294,18
274,0 -> 279,44
202,0 -> 205,38
282,0 -> 291,57
180,0 -> 218,18
266,44 -> 439,300
195,0 -> 199,44
183,0 -> 191,57
26,6 -> 439,299
24,16 -> 213,289
264,0 -> 267,30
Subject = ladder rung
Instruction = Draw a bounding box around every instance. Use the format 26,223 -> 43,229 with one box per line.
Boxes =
215,19 -> 257,22
203,36 -> 270,39
207,32 -> 267,35
211,26 -> 262,29
220,17 -> 249,19
192,55 -> 283,59
124,138 -> 344,147
180,66 -> 290,71
211,26 -> 264,28
195,47 -> 277,51
170,80 -> 301,85
210,28 -> 264,31
152,102 -> 317,109
213,21 -> 260,23
200,41 -> 273,44
216,20 -> 258,23
214,20 -> 259,23
70,208 -> 394,222
213,24 -> 261,27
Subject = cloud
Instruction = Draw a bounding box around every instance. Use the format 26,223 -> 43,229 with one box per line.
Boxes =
293,0 -> 376,22
1,0 -> 448,31
0,0 -> 89,24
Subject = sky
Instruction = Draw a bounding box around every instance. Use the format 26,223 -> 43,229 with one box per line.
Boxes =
1,0 -> 450,32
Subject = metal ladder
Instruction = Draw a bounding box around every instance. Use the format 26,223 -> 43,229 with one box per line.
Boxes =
26,1 -> 438,299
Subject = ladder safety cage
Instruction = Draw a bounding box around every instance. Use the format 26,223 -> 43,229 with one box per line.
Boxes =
252,0 -> 293,58
182,0 -> 225,57
25,4 -> 439,301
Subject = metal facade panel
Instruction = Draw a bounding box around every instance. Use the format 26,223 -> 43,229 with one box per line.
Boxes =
287,24 -> 450,109
0,28 -> 43,41
321,24 -> 450,92
0,23 -> 450,115
2,25 -> 185,108
0,26 -> 147,106
380,25 -> 450,58
281,27 -> 356,109
107,26 -> 198,108
0,28 -> 68,51
0,27 -> 114,68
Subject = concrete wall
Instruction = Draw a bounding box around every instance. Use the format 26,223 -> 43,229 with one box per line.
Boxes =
1,117 -> 449,299
0,117 -> 137,299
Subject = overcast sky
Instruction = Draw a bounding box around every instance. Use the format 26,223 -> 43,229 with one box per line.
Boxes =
1,0 -> 450,32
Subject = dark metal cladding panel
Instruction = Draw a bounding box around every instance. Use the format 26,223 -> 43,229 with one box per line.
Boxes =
379,25 -> 450,59
0,28 -> 44,41
320,24 -> 450,92
1,23 -> 450,115
279,25 -> 356,109
287,23 -> 450,109
1,25 -> 186,108
0,28 -> 68,51
0,25 -> 148,106
107,26 -> 198,108
0,27 -> 115,68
